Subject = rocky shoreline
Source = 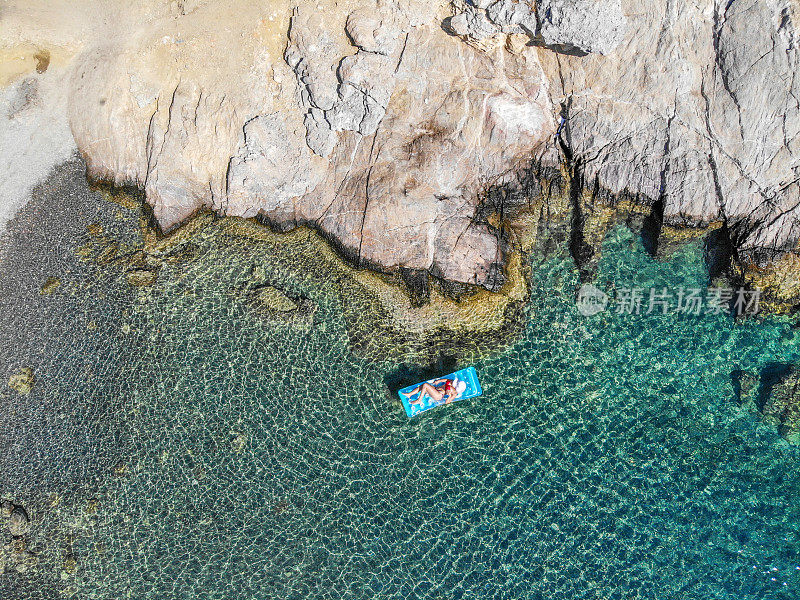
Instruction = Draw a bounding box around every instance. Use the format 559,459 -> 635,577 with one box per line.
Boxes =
78,182 -> 531,365
4,0 -> 799,299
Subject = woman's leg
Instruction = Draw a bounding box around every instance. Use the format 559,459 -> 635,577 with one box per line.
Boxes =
403,382 -> 445,404
414,383 -> 444,404
401,384 -> 422,399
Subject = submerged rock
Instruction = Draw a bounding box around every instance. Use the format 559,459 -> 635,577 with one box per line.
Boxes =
246,283 -> 317,324
5,544 -> 38,574
8,505 -> 30,537
8,367 -> 35,395
62,552 -> 77,575
736,364 -> 800,443
251,285 -> 299,313
162,241 -> 201,265
1,541 -> 35,574
79,208 -> 205,289
230,431 -> 247,454
85,498 -> 99,514
760,366 -> 800,444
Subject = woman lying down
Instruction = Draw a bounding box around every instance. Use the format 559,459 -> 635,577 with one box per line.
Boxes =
400,377 -> 467,407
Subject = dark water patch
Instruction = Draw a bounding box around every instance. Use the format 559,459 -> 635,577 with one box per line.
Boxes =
641,197 -> 665,257
757,362 -> 795,412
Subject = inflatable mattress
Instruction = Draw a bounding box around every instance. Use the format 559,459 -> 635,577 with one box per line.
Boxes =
398,366 -> 483,417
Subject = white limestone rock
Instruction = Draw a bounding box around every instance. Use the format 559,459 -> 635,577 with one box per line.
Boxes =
538,0 -> 627,55
345,6 -> 400,55
486,0 -> 538,35
303,108 -> 337,158
448,7 -> 502,39
285,10 -> 343,112
226,114 -> 325,223
326,50 -> 396,135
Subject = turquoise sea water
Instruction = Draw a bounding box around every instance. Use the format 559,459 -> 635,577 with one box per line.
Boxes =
1,162 -> 799,598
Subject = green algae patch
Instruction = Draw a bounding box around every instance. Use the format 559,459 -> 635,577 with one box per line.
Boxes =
76,206 -> 215,292
94,184 -> 144,212
8,367 -> 35,395
76,185 -> 531,364
660,221 -> 723,250
40,276 -> 61,295
736,250 -> 800,315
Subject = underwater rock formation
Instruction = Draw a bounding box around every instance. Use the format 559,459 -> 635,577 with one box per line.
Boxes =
0,500 -> 36,575
8,505 -> 30,538
734,364 -> 800,443
4,0 -> 800,290
245,282 -> 318,325
759,364 -> 800,444
39,276 -> 61,295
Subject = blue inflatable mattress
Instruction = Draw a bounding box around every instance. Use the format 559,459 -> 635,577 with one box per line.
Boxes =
398,366 -> 483,417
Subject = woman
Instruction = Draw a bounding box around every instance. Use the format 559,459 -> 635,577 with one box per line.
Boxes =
402,377 -> 461,406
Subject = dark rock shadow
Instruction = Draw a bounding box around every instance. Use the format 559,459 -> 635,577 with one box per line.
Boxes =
383,354 -> 459,394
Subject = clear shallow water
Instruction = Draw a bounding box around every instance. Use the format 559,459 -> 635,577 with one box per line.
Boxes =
1,162 -> 800,599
